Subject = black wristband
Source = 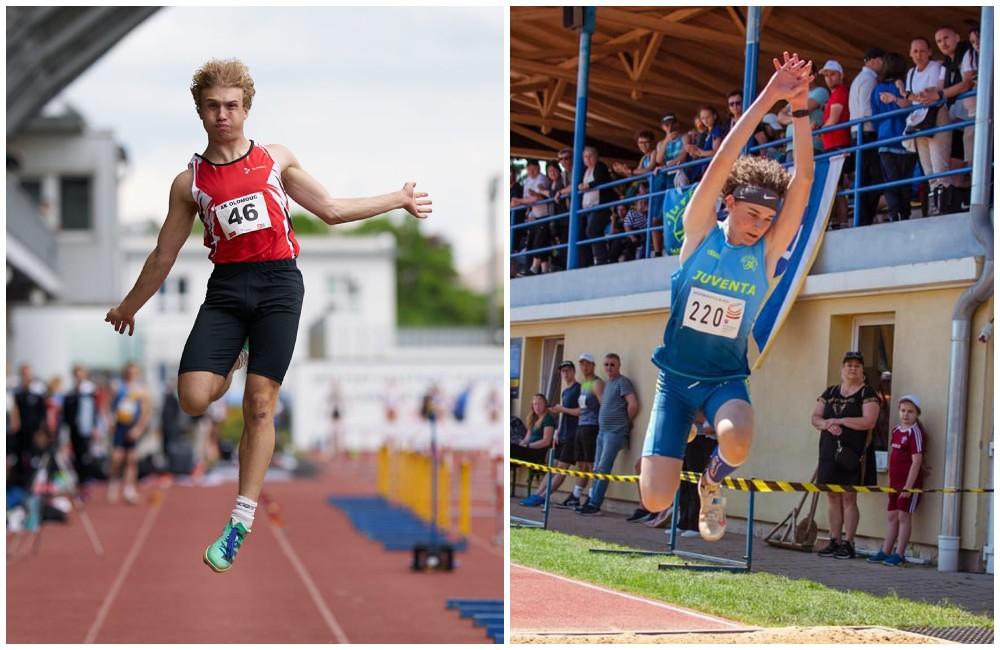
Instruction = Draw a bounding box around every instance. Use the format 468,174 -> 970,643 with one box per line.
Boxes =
791,108 -> 811,118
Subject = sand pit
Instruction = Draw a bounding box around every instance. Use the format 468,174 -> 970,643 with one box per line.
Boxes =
511,626 -> 946,644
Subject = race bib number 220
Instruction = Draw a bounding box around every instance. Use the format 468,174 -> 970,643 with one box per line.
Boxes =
214,193 -> 271,240
682,287 -> 745,339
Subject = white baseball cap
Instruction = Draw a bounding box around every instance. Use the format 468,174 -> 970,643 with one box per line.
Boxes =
819,60 -> 844,75
578,352 -> 595,363
899,394 -> 922,414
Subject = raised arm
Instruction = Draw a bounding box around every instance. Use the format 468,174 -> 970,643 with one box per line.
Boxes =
267,143 -> 431,225
680,52 -> 813,263
765,58 -> 816,276
105,170 -> 198,336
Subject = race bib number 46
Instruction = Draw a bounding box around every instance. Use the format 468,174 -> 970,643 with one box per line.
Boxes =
682,287 -> 745,339
214,193 -> 271,240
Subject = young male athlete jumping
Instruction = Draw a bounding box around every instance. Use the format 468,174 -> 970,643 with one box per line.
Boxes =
640,52 -> 815,541
105,59 -> 432,572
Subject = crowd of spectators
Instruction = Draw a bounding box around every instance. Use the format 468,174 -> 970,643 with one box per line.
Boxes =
511,23 -> 981,276
6,360 -> 228,524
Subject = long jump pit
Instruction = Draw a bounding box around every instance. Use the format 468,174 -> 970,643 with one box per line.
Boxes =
510,565 -> 945,644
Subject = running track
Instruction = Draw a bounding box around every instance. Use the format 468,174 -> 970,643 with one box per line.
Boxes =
7,456 -> 502,643
511,564 -> 751,635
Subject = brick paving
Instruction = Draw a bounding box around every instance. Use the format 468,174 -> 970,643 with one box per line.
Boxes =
511,498 -> 993,617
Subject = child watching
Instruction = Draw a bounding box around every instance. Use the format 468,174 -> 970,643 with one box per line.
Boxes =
868,394 -> 925,566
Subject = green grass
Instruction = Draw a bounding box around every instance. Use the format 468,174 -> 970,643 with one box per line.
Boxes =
511,528 -> 993,629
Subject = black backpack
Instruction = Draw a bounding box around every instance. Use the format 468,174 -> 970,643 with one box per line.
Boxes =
510,416 -> 528,445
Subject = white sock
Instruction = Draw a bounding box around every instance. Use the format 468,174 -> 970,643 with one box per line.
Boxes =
572,485 -> 582,498
231,495 -> 257,530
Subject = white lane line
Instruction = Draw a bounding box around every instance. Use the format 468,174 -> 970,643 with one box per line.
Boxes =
268,524 -> 350,644
513,563 -> 745,628
83,495 -> 167,643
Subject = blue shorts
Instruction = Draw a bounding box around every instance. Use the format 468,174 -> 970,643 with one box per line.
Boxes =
641,370 -> 751,459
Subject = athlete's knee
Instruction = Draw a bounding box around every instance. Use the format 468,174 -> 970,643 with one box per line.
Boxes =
641,488 -> 676,514
244,391 -> 276,422
716,420 -> 753,464
179,391 -> 211,417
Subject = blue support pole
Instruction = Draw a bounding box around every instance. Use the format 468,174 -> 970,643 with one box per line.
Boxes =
852,124 -> 863,226
566,7 -> 595,270
742,7 -> 761,110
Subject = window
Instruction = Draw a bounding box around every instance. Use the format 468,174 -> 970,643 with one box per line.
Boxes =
852,314 -> 894,453
19,178 -> 41,205
157,276 -> 189,313
539,338 -> 565,406
326,274 -> 361,313
60,176 -> 92,230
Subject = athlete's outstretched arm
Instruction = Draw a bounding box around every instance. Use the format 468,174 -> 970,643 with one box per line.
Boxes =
268,144 -> 432,224
765,59 -> 816,275
679,52 -> 812,262
105,171 -> 197,336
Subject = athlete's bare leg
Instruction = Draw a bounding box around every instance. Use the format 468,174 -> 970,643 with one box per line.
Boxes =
237,373 -> 281,502
177,360 -> 242,416
712,399 -> 754,466
640,456 -> 683,513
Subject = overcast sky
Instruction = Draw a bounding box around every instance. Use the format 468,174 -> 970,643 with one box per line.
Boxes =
52,6 -> 503,274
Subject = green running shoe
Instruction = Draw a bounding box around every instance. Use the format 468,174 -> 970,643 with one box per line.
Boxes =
203,519 -> 250,573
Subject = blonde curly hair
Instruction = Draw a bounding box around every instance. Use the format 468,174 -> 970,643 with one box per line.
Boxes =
190,59 -> 256,115
720,156 -> 791,200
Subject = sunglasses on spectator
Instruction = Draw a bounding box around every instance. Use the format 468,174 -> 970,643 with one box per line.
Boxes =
728,100 -> 741,106
603,362 -> 617,367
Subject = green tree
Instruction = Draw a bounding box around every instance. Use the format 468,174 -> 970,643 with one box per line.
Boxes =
345,213 -> 489,326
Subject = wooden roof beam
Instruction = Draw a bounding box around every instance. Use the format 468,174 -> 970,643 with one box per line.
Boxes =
596,8 -> 746,47
725,6 -> 746,35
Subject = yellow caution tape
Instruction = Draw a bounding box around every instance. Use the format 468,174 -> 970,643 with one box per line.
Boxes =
509,459 -> 992,494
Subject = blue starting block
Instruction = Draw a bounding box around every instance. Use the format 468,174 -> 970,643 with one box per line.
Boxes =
446,599 -> 503,643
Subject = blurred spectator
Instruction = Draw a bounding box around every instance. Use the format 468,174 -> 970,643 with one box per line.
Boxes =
929,25 -> 975,214
577,353 -> 637,516
566,352 -> 603,508
902,37 -> 946,216
108,362 -> 151,505
509,165 -> 523,203
11,364 -> 47,487
651,113 -> 688,245
510,393 -> 555,466
555,147 -> 574,205
578,146 -> 614,267
612,129 -> 657,179
819,59 -> 852,228
777,76 -> 829,163
958,23 -> 979,170
513,160 -> 553,276
868,395 -> 925,566
622,193 -> 651,260
811,351 -> 880,560
608,203 -> 628,262
849,48 -> 886,226
759,113 -> 786,161
873,52 -> 919,222
520,361 -> 581,507
726,89 -> 769,154
543,160 -> 568,270
684,106 -> 725,181
63,365 -> 100,487
675,413 -> 717,537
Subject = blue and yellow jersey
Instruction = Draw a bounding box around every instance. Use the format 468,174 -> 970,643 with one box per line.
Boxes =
652,224 -> 769,381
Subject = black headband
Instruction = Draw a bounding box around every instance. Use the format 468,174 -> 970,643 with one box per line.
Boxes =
731,184 -> 782,212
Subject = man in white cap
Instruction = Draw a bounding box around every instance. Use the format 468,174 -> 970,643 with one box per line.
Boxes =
557,352 -> 603,508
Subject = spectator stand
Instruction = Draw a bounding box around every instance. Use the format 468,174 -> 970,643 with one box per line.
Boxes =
446,598 -> 504,644
511,87 -> 979,275
511,4 -> 989,273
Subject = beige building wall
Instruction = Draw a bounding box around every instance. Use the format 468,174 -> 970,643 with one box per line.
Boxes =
512,288 -> 993,558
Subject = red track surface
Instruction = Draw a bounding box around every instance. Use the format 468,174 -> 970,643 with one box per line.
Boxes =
511,564 -> 750,635
7,456 -> 502,643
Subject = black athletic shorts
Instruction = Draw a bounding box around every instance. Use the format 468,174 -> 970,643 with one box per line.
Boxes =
179,259 -> 304,384
112,424 -> 138,450
574,424 -> 599,464
557,433 -> 578,465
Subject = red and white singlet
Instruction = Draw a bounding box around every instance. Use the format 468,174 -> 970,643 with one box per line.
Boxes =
189,141 -> 300,263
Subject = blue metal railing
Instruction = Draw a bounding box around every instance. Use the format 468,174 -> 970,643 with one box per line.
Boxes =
511,89 -> 984,274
